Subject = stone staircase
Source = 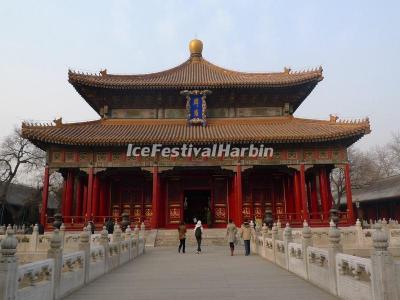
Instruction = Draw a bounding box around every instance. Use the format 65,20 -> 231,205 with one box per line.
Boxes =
154,228 -> 228,247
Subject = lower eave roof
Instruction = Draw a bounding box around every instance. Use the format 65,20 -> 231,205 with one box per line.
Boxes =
352,175 -> 400,203
21,116 -> 370,148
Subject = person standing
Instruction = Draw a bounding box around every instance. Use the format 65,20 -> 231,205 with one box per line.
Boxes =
178,221 -> 187,253
194,220 -> 203,254
88,221 -> 95,234
206,207 -> 212,227
105,218 -> 114,234
240,220 -> 251,256
226,219 -> 237,256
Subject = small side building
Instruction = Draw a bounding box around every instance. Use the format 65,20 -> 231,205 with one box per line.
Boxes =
353,174 -> 400,221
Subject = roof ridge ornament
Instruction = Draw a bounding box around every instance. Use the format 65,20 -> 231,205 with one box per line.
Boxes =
53,117 -> 63,127
329,114 -> 339,123
283,67 -> 291,74
189,39 -> 203,60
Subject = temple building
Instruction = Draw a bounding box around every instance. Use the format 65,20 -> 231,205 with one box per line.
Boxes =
352,175 -> 400,222
22,39 -> 370,230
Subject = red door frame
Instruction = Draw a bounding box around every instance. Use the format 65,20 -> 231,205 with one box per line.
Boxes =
163,172 -> 230,229
181,187 -> 213,228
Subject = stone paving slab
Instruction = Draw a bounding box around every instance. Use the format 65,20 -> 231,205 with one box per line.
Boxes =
65,246 -> 338,300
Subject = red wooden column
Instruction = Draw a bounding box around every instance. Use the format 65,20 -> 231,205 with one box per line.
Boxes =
228,175 -> 236,222
293,171 -> 302,220
326,171 -> 333,211
99,179 -> 106,219
82,184 -> 88,220
40,166 -> 50,226
344,163 -> 355,223
236,164 -> 243,225
151,165 -> 160,229
65,170 -> 75,220
284,176 -> 293,216
61,177 -> 67,216
92,174 -> 100,221
319,168 -> 329,220
75,176 -> 83,218
310,175 -> 319,219
87,167 -> 94,219
105,180 -> 111,217
300,164 -> 308,221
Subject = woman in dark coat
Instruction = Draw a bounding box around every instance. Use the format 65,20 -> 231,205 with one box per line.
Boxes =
177,222 -> 187,253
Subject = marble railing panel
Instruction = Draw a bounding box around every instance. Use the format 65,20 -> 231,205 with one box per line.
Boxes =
307,247 -> 330,292
59,251 -> 85,298
336,253 -> 373,300
89,245 -> 106,282
274,240 -> 286,268
288,242 -> 306,279
16,259 -> 54,300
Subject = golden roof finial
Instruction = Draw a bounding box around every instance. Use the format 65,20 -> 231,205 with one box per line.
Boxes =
189,39 -> 203,57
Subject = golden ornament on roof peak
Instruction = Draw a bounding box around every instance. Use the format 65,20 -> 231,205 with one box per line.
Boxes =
189,39 -> 203,57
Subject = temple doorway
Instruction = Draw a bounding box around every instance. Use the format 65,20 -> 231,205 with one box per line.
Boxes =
183,190 -> 211,226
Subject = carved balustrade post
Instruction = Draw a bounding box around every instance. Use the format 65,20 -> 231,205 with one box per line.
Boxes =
134,224 -> 140,257
99,226 -> 109,273
250,221 -> 257,254
301,220 -> 312,277
327,220 -> 342,295
276,219 -> 282,239
371,223 -> 399,300
125,225 -> 132,260
78,226 -> 90,283
140,222 -> 146,238
283,223 -> 293,270
140,222 -> 146,253
60,223 -> 66,248
47,229 -> 63,300
29,223 -> 39,251
261,223 -> 268,240
271,223 -> 278,263
113,224 -> 122,266
0,225 -> 18,300
355,218 -> 364,247
261,224 -> 268,258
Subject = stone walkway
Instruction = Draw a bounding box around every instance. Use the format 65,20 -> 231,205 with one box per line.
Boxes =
66,246 -> 338,300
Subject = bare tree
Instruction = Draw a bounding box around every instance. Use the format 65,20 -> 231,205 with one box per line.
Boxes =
0,128 -> 45,222
330,167 -> 345,208
330,147 -> 383,208
372,145 -> 397,178
349,148 -> 381,188
389,131 -> 400,172
48,171 -> 64,211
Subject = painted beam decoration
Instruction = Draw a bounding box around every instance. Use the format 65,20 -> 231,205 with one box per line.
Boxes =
181,89 -> 212,126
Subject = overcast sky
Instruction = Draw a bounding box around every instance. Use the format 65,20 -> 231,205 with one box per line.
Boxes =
1,0 -> 399,149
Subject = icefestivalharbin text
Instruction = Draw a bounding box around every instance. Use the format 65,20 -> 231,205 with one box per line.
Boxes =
126,143 -> 274,158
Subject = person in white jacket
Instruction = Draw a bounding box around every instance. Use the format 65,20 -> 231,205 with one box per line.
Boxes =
194,220 -> 204,254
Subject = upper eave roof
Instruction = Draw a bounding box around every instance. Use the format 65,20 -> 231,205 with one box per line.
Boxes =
22,116 -> 370,148
68,58 -> 323,90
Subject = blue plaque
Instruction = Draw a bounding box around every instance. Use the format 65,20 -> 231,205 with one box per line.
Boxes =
181,90 -> 211,126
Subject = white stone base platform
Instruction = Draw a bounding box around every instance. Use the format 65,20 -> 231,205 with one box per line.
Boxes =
65,246 -> 338,300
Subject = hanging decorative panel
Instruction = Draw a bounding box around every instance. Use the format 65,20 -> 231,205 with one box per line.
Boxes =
181,90 -> 212,126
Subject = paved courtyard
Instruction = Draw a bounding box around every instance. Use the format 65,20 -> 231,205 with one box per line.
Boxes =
66,246 -> 338,300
